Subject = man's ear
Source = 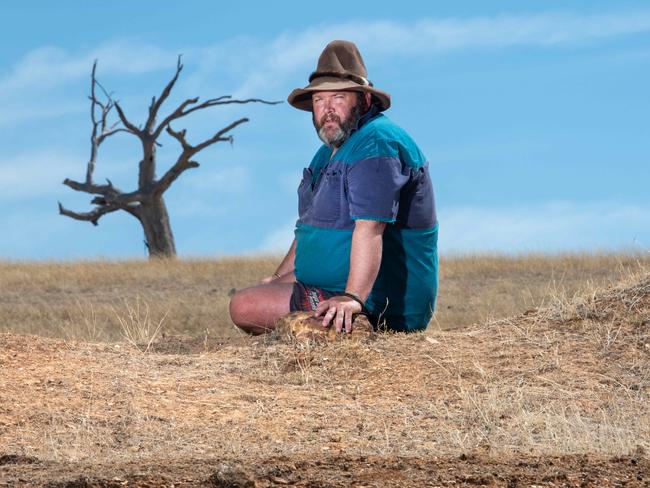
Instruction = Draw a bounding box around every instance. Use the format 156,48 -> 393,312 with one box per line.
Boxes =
364,92 -> 372,110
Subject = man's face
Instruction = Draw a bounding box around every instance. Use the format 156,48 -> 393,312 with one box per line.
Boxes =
312,91 -> 366,148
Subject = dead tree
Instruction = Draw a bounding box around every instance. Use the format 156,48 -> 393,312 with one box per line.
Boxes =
59,56 -> 277,258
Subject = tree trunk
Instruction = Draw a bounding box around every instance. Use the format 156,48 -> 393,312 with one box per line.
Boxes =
139,196 -> 176,258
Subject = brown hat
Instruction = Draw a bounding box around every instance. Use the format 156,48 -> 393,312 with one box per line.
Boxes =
287,40 -> 391,112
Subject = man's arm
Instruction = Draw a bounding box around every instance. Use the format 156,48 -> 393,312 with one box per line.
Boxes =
260,238 -> 296,284
315,220 -> 386,332
346,220 -> 385,301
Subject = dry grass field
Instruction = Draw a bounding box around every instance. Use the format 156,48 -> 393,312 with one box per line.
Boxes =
0,253 -> 649,486
0,253 -> 648,342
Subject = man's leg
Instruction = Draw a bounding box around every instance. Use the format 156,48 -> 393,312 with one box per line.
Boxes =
229,282 -> 294,335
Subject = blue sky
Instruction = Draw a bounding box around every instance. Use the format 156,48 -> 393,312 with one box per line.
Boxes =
1,1 -> 649,259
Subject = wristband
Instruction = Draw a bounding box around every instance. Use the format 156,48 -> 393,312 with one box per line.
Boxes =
340,292 -> 369,315
273,272 -> 282,279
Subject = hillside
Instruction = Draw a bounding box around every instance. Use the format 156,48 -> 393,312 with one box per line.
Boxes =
0,265 -> 648,486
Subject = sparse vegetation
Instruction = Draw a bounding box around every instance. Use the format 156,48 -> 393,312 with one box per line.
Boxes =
0,253 -> 648,485
0,252 -> 648,341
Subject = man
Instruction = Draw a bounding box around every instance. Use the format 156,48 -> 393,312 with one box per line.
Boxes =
230,40 -> 438,334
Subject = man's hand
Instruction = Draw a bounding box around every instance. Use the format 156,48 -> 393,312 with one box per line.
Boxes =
314,296 -> 362,333
260,239 -> 297,285
259,275 -> 278,285
260,271 -> 295,285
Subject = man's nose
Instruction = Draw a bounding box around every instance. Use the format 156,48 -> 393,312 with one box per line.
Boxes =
322,98 -> 335,110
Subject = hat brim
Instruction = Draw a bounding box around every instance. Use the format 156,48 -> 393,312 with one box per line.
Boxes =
287,77 -> 391,112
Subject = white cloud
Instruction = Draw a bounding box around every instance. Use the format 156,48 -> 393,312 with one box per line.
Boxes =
1,10 -> 648,125
0,150 -> 84,200
225,10 -> 650,97
0,41 -> 177,98
0,148 -> 138,202
250,201 -> 650,258
182,165 -> 250,193
0,101 -> 86,127
5,10 -> 648,100
439,201 -> 650,254
253,201 -> 650,257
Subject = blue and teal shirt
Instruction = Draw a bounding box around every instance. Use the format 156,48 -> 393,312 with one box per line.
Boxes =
294,108 -> 438,332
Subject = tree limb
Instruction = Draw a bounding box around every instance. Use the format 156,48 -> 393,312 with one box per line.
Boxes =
152,96 -> 280,140
145,55 -> 184,133
154,117 -> 248,195
63,178 -> 148,209
58,202 -> 121,226
183,97 -> 281,119
194,117 -> 249,153
165,126 -> 192,151
114,102 -> 143,138
97,127 -> 131,145
85,61 -> 133,185
151,97 -> 199,139
63,178 -> 121,197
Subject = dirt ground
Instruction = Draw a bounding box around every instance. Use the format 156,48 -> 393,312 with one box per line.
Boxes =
1,271 -> 648,486
1,451 -> 647,486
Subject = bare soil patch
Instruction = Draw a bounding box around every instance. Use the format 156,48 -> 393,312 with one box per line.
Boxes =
1,453 -> 647,486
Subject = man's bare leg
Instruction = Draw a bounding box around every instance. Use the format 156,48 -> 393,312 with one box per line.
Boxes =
229,282 -> 294,335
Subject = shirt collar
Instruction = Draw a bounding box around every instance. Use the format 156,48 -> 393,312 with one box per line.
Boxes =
352,103 -> 381,133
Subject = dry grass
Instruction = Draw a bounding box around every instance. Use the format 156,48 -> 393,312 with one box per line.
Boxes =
0,255 -> 648,485
0,252 -> 648,342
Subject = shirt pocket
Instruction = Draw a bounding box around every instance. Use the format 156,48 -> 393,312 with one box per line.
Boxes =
311,168 -> 343,222
297,167 -> 313,221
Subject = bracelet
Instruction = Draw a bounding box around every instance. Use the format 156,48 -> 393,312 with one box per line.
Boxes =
273,272 -> 282,279
340,292 -> 369,315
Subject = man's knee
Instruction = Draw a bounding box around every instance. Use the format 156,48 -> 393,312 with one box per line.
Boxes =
229,290 -> 251,326
229,289 -> 267,335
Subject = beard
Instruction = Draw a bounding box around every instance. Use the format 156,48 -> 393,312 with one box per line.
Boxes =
313,99 -> 366,148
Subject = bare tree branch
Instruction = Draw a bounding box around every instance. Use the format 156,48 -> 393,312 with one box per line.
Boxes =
193,117 -> 249,153
63,178 -> 121,197
96,127 -> 131,145
151,97 -> 199,139
58,202 -> 121,226
152,96 -> 280,140
91,190 -> 146,206
165,126 -> 191,151
166,117 -> 249,155
85,61 -> 132,184
87,60 -> 102,184
183,97 -> 281,119
145,55 -> 184,133
155,117 -> 249,195
153,158 -> 199,195
114,102 -> 143,137
63,177 -> 148,209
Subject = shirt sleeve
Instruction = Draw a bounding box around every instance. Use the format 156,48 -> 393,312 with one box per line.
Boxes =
347,155 -> 410,222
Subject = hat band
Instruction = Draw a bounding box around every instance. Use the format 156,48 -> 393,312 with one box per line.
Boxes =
308,70 -> 372,87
